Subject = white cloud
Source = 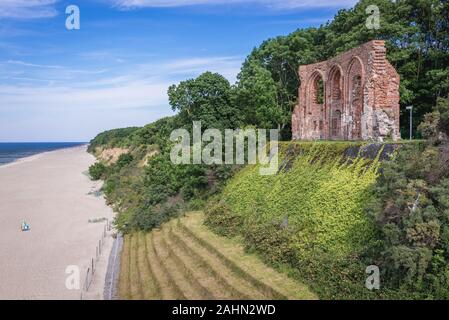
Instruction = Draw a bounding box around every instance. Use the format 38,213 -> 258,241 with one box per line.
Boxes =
138,56 -> 243,83
0,82 -> 170,111
0,55 -> 244,140
1,55 -> 243,109
112,0 -> 357,9
0,0 -> 58,19
6,60 -> 63,69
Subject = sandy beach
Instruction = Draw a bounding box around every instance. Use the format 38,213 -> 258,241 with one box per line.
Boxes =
0,146 -> 115,300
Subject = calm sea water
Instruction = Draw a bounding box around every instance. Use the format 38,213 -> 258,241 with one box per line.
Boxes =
0,142 -> 86,166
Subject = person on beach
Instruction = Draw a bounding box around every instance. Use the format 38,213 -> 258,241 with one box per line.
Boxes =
21,220 -> 30,231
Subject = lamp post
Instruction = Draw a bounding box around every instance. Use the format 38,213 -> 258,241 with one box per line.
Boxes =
406,106 -> 413,140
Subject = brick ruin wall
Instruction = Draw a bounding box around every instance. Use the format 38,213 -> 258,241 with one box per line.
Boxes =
291,40 -> 401,141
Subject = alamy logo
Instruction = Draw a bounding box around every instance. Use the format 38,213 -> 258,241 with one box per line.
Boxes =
66,5 -> 80,30
366,5 -> 380,30
365,265 -> 380,290
170,121 -> 279,176
65,265 -> 80,290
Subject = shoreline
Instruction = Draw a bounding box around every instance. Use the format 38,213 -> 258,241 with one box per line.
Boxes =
0,145 -> 114,299
0,144 -> 88,170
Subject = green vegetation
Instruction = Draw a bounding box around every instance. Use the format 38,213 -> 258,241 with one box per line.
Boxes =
118,212 -> 316,300
89,73 -> 243,233
211,142 -> 380,258
366,96 -> 449,298
168,72 -> 243,131
88,162 -> 107,181
87,127 -> 140,152
89,0 -> 449,227
235,0 -> 449,138
89,0 -> 448,300
205,142 -> 390,299
205,98 -> 449,299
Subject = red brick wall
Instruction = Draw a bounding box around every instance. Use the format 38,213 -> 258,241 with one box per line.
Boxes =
292,40 -> 400,141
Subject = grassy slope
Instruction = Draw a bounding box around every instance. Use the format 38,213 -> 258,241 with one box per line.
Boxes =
205,141 -> 414,299
118,212 -> 317,300
221,141 -> 382,257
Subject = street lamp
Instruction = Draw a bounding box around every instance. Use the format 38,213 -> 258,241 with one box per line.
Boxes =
406,106 -> 413,140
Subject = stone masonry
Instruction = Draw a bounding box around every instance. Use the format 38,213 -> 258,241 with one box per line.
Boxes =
292,40 -> 400,141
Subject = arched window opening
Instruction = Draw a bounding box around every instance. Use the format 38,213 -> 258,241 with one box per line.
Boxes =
350,74 -> 363,139
315,78 -> 324,104
352,75 -> 362,101
329,67 -> 343,139
331,70 -> 342,101
307,71 -> 325,140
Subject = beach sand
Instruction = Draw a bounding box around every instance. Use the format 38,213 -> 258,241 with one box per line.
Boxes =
0,146 -> 115,300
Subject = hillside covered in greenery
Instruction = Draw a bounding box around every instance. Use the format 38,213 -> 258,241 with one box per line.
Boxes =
88,0 -> 449,299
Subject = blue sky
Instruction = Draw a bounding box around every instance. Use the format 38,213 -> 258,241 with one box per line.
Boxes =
0,0 -> 357,142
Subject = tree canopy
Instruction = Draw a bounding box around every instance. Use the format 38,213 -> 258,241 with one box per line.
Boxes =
236,0 -> 449,139
168,72 -> 243,131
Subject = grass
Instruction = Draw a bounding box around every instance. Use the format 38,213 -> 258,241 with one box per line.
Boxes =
182,212 -> 317,300
118,211 -> 317,300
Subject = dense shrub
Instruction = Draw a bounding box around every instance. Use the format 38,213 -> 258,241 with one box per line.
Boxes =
88,162 -> 107,180
366,119 -> 449,298
130,199 -> 183,232
436,96 -> 449,136
116,153 -> 134,169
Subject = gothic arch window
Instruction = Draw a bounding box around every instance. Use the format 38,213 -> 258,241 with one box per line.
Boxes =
330,68 -> 342,102
307,72 -> 325,109
328,65 -> 343,139
315,78 -> 324,104
307,71 -> 325,139
347,57 -> 364,139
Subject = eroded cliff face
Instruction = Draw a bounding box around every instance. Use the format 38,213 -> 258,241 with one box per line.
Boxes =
94,147 -> 130,164
94,146 -> 160,167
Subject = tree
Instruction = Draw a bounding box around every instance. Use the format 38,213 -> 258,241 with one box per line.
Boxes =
437,96 -> 449,136
168,72 -> 243,131
237,28 -> 324,139
234,60 -> 283,129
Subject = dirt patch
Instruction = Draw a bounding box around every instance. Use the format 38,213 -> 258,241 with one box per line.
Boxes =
96,147 -> 129,165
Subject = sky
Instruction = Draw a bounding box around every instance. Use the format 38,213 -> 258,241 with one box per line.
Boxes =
0,0 -> 357,142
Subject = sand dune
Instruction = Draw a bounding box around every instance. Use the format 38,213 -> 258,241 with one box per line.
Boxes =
0,146 -> 115,300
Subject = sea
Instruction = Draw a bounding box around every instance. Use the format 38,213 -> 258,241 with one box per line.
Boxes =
0,142 -> 86,166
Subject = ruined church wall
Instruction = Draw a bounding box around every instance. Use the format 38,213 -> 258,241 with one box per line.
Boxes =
292,40 -> 400,141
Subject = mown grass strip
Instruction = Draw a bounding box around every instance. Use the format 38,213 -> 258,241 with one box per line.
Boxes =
178,221 -> 287,300
151,231 -> 187,300
129,233 -> 144,299
161,225 -> 215,300
137,232 -> 159,299
144,232 -> 181,299
190,213 -> 317,300
118,234 -> 132,299
169,223 -> 253,300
